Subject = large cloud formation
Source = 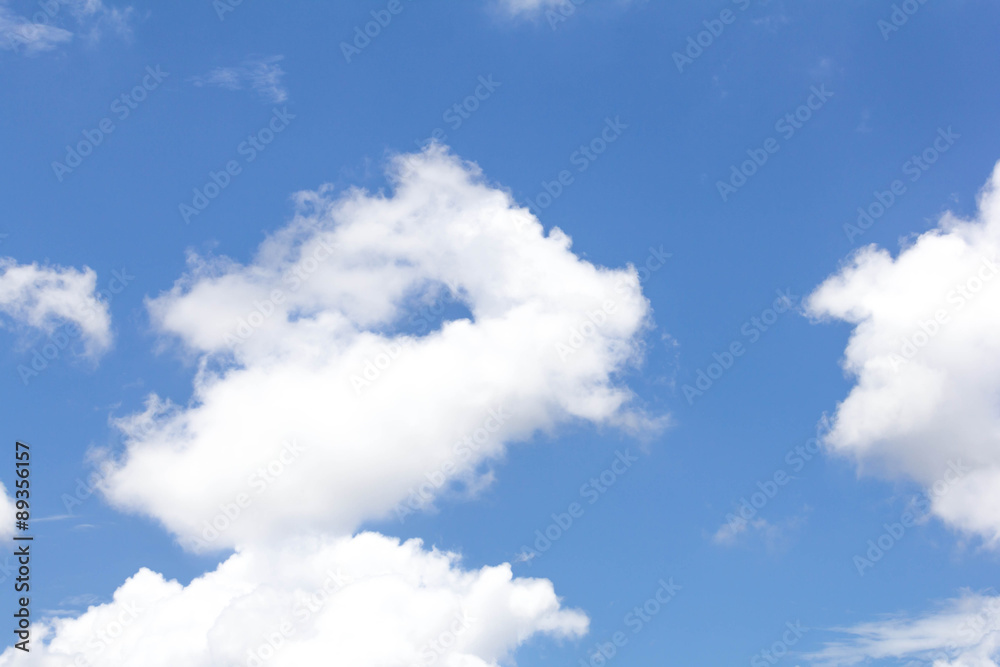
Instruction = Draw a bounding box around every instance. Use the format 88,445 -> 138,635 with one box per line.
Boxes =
1,146 -> 657,665
0,258 -> 112,357
3,533 -> 587,667
807,160 -> 1000,547
100,144 -> 655,550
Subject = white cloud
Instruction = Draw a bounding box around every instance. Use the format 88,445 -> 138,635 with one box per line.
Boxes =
0,483 -> 15,540
99,145 -> 660,551
712,511 -> 807,551
0,532 -> 588,666
0,0 -> 132,54
16,145 -> 662,664
806,591 -> 1000,667
190,56 -> 288,104
497,0 -> 635,19
0,258 -> 112,357
0,7 -> 71,54
499,0 -> 569,15
68,0 -> 135,44
806,160 -> 1000,547
713,516 -> 778,546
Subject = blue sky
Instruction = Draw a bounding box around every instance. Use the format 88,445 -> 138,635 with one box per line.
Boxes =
2,1 -> 1000,665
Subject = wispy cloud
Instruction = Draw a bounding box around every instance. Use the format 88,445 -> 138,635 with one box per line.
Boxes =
499,0 -> 567,14
497,0 -> 634,19
0,7 -> 72,54
807,592 -> 1000,667
712,510 -> 809,551
190,55 -> 289,104
0,0 -> 133,55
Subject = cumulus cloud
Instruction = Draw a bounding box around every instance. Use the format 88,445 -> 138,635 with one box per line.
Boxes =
807,160 -> 1000,547
190,56 -> 288,104
97,144 -> 658,551
0,258 -> 112,357
10,145 -> 657,663
807,591 -> 1000,667
0,0 -> 133,54
0,532 -> 587,666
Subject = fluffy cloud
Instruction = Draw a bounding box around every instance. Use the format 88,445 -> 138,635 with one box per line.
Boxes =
0,259 -> 112,357
0,532 -> 587,666
807,591 -> 1000,667
12,145 -> 655,664
98,145 -> 657,551
807,160 -> 1000,546
190,56 -> 288,104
